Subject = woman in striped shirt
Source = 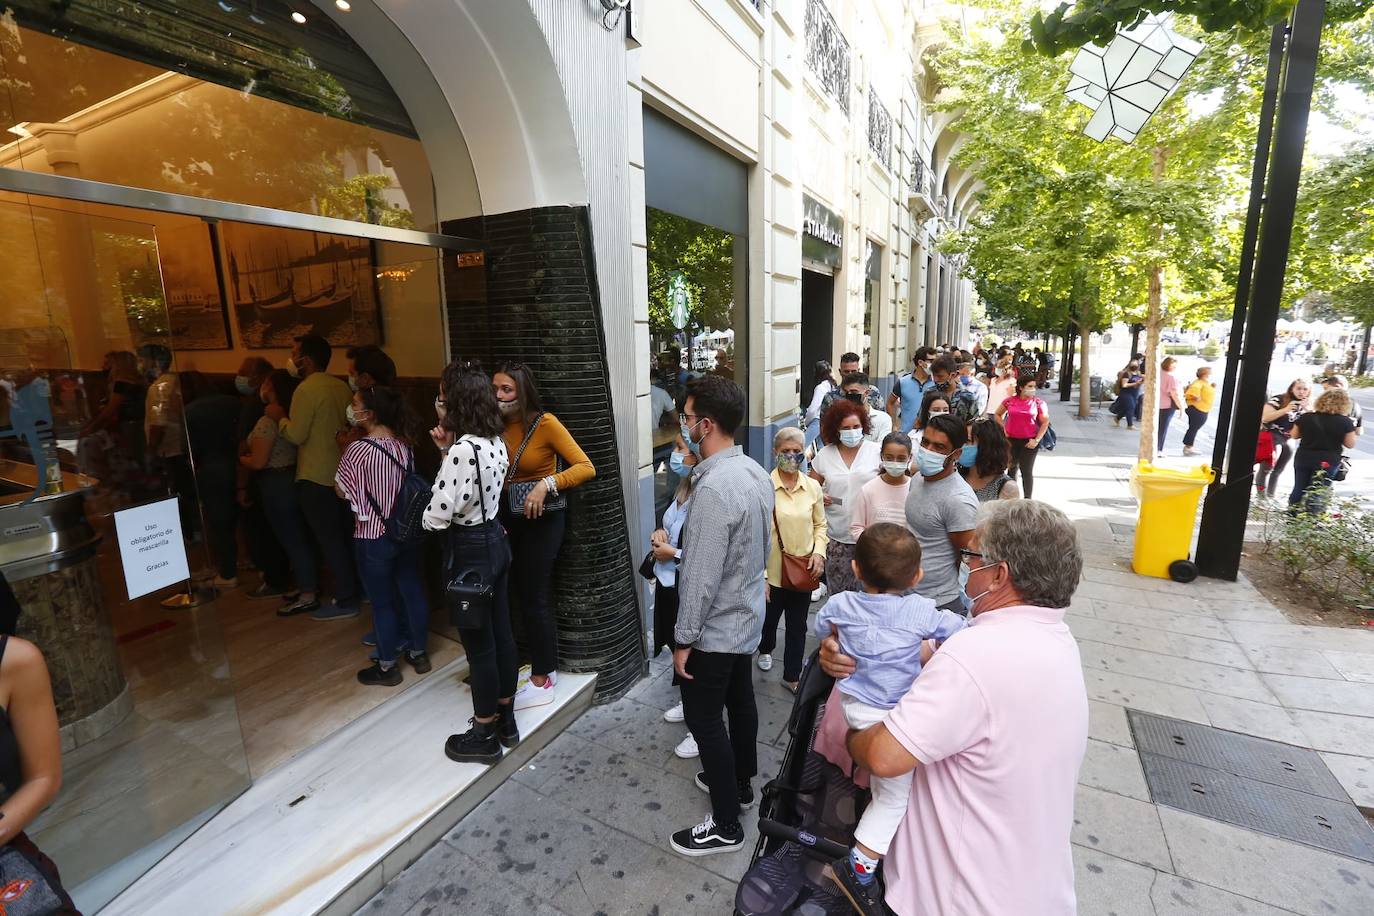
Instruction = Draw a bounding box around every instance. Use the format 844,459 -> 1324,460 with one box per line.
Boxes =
334,386 -> 429,687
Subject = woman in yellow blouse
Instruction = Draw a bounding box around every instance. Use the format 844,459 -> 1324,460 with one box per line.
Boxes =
493,363 -> 596,710
759,427 -> 828,692
1182,366 -> 1216,457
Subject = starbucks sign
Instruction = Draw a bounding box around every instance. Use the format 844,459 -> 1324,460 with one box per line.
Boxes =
667,271 -> 691,329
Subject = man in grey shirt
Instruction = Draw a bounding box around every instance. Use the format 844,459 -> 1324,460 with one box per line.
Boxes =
670,376 -> 773,857
905,415 -> 979,613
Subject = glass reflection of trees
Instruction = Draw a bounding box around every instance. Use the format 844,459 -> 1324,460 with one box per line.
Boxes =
646,207 -> 737,354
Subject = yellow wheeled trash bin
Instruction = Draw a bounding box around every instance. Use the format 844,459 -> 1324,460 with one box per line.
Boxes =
1129,462 -> 1215,581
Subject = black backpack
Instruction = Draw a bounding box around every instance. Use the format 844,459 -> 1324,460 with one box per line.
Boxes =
360,439 -> 431,545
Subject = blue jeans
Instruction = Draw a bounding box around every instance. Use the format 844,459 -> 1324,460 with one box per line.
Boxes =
257,467 -> 318,594
1288,457 -> 1334,515
803,417 -> 821,452
354,536 -> 429,665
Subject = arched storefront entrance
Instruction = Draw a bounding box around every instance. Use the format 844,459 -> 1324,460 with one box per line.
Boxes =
0,1 -> 641,911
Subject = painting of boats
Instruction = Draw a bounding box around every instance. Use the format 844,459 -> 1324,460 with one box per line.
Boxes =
155,222 -> 231,349
223,223 -> 381,349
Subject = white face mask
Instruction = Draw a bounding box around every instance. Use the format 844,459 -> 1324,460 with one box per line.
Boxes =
838,428 -> 865,448
881,460 -> 909,478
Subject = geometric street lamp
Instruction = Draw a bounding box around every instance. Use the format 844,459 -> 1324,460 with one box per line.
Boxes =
1065,13 -> 1203,143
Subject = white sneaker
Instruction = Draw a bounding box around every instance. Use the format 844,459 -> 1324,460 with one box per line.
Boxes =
513,676 -> 555,710
674,733 -> 699,758
1183,446 -> 1198,456
664,702 -> 685,723
811,583 -> 828,602
757,654 -> 773,672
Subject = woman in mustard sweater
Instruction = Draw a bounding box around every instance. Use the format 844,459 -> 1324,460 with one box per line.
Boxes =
492,363 -> 595,709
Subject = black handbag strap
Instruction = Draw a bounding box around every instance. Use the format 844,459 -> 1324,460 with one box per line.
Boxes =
356,437 -> 412,522
466,439 -> 497,572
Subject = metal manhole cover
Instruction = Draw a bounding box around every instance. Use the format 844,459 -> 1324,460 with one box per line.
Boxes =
1129,711 -> 1374,863
1139,754 -> 1374,863
1108,523 -> 1137,537
1129,711 -> 1347,799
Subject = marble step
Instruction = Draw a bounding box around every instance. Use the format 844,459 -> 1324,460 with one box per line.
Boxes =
102,660 -> 596,916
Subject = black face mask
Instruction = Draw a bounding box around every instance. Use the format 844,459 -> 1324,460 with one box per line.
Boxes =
844,392 -> 864,404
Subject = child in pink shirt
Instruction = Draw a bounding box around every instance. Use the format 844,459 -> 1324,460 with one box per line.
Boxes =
849,433 -> 913,541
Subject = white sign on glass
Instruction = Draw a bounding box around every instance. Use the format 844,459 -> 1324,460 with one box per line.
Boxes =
114,497 -> 190,600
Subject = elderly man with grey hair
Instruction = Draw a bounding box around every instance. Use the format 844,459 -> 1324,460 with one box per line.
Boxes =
820,499 -> 1088,916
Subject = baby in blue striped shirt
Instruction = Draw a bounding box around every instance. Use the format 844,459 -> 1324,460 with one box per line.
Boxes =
814,522 -> 968,899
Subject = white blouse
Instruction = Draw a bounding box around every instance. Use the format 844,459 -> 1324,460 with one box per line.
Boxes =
810,440 -> 882,545
423,435 -> 510,530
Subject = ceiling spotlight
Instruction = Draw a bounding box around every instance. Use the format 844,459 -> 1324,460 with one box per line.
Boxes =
335,0 -> 351,9
290,10 -> 307,24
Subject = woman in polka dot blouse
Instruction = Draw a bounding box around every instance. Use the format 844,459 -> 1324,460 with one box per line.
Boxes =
424,361 -> 516,765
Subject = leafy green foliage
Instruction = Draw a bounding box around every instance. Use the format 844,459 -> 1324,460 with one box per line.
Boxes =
1024,1 -> 1294,56
646,208 -> 738,344
936,6 -> 1257,421
1255,489 -> 1374,613
1290,140 -> 1374,325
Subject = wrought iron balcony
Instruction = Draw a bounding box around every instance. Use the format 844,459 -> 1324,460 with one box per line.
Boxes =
805,0 -> 850,116
909,154 -> 939,220
867,88 -> 891,168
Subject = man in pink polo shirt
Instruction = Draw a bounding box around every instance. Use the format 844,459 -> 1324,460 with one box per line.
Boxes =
822,499 -> 1088,915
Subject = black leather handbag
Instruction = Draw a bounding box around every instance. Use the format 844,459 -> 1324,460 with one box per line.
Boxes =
445,442 -> 499,630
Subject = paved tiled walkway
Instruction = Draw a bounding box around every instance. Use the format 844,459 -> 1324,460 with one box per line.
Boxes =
359,394 -> 1374,916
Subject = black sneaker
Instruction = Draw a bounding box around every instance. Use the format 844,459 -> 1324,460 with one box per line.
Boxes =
356,662 -> 402,687
277,596 -> 320,617
496,705 -> 520,749
248,583 -> 294,601
404,651 -> 432,674
694,771 -> 756,810
826,859 -> 886,916
445,717 -> 502,765
669,815 -> 745,857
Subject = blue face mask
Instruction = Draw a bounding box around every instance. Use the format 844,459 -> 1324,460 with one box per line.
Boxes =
669,451 -> 693,478
776,452 -> 804,473
916,445 -> 950,477
959,444 -> 978,468
680,418 -> 703,457
234,376 -> 254,396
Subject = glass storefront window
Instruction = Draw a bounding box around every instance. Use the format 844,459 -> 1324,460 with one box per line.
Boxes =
646,206 -> 747,520
0,186 -> 459,910
0,1 -> 449,231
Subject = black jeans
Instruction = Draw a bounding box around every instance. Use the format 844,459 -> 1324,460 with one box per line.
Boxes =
653,581 -> 679,658
1007,437 -> 1040,498
197,462 -> 237,579
448,520 -> 518,718
501,506 -> 565,677
1158,407 -> 1178,452
759,586 -> 810,682
243,476 -> 290,589
297,480 -> 360,605
680,649 -> 758,826
1256,430 -> 1295,493
1182,407 -> 1209,448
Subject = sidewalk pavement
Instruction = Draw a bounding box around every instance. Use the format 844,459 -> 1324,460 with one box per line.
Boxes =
358,394 -> 1374,916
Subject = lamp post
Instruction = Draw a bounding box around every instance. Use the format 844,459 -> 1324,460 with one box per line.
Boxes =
1195,0 -> 1327,580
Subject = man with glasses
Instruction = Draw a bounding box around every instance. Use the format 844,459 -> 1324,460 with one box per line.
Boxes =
820,499 -> 1089,916
669,375 -> 773,858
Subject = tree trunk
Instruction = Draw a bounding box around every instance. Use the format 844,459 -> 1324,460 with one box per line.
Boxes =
1077,327 -> 1095,418
1359,323 -> 1371,376
1138,146 -> 1169,463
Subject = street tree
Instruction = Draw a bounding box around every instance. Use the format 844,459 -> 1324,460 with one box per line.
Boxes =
935,6 -> 1257,456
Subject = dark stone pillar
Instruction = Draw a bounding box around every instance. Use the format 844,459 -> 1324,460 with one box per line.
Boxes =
441,206 -> 644,702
